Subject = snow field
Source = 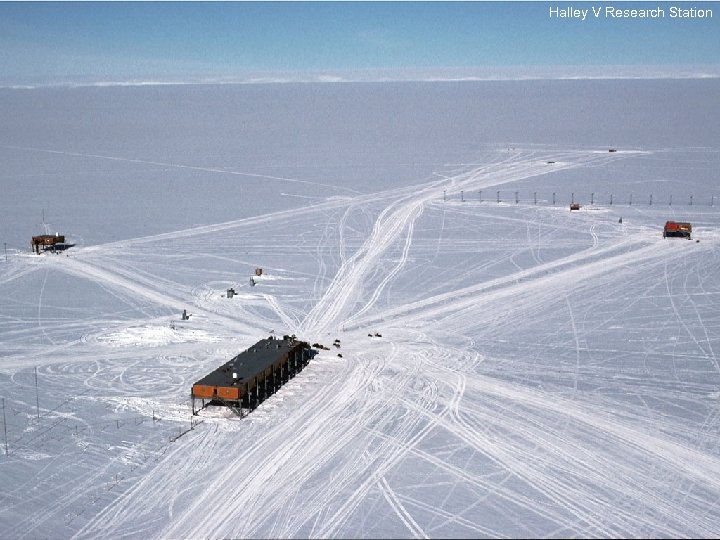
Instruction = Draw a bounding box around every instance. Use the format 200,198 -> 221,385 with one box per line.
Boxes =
1,81 -> 720,538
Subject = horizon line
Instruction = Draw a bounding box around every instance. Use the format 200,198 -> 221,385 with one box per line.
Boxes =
3,65 -> 719,89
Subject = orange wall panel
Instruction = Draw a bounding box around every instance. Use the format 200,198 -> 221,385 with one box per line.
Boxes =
217,386 -> 239,400
192,385 -> 215,398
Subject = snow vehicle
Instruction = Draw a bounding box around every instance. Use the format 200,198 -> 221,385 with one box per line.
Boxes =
663,221 -> 692,239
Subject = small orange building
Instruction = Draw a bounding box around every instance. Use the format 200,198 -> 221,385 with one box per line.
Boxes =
31,234 -> 65,254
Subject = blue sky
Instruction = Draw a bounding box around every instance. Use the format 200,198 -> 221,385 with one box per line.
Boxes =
0,1 -> 718,84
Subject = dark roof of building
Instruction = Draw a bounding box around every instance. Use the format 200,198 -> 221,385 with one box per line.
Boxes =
194,337 -> 307,388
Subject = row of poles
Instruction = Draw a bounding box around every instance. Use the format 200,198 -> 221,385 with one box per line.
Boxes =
2,367 -> 50,456
2,401 -> 171,458
1,365 -> 201,458
444,190 -> 715,207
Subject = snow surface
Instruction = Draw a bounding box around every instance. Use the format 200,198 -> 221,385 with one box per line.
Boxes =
1,80 -> 720,538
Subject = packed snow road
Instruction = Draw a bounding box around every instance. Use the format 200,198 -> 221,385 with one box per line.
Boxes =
2,146 -> 720,538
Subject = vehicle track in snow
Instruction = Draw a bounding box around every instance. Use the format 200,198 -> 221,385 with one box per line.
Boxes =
7,145 -> 720,538
300,148 -> 605,337
77,149 -> 631,537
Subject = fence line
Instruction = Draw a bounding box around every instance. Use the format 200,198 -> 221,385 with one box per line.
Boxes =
445,191 -> 717,207
1,395 -> 194,458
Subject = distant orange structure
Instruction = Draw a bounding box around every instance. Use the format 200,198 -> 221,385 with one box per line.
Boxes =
31,234 -> 65,254
663,221 -> 692,239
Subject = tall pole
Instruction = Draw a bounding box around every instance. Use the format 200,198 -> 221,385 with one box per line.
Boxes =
3,243 -> 6,262
690,194 -> 693,206
515,191 -> 519,204
2,398 -> 7,456
591,193 -> 594,205
35,367 -> 40,420
478,190 -> 482,202
461,190 -> 464,202
497,191 -> 500,203
649,194 -> 653,206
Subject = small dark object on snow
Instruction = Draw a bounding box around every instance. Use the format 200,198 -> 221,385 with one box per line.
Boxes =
333,342 -> 340,348
181,309 -> 190,321
696,239 -> 700,243
337,353 -> 343,358
368,333 -> 373,337
619,217 -> 623,224
375,332 -> 382,337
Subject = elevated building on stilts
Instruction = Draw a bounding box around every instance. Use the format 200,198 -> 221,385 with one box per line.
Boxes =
191,336 -> 313,416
